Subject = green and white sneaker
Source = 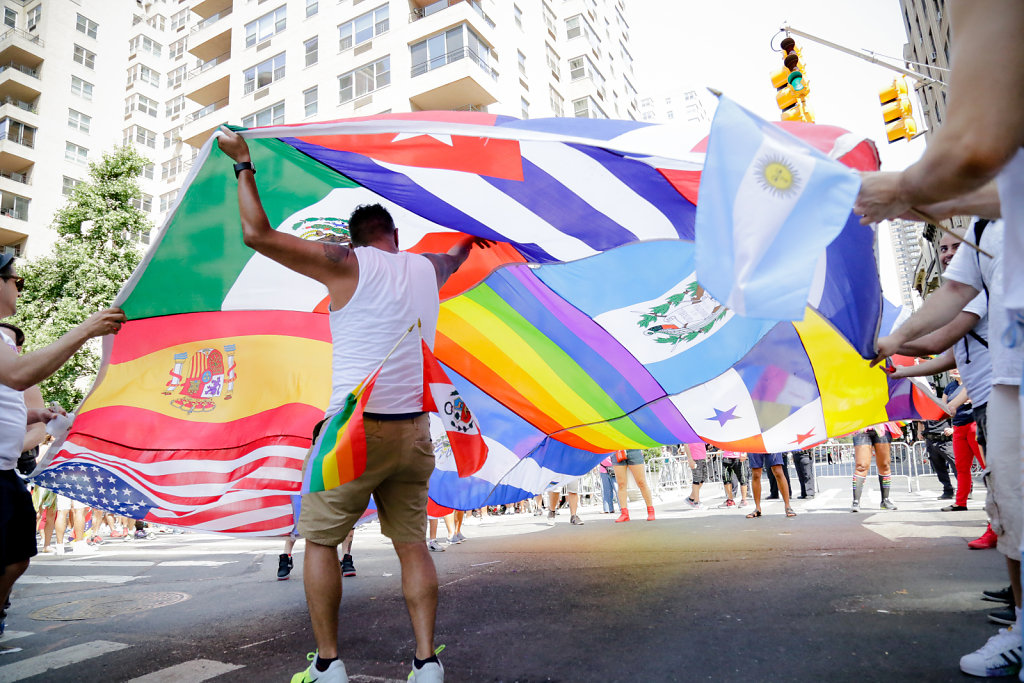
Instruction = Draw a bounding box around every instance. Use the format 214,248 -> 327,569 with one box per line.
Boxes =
292,652 -> 348,683
409,645 -> 445,683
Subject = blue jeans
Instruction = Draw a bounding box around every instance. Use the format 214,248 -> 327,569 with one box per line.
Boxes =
600,471 -> 618,512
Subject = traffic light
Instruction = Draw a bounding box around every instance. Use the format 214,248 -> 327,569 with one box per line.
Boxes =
879,77 -> 917,143
771,36 -> 813,122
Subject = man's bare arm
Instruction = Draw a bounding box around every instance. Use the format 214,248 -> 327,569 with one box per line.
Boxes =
895,311 -> 980,357
22,384 -> 46,452
873,280 -> 980,364
423,235 -> 494,289
0,309 -> 125,391
216,127 -> 357,289
890,350 -> 956,379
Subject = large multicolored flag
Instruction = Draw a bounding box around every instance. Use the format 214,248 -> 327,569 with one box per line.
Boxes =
421,339 -> 488,478
695,96 -> 862,321
30,110 -> 942,533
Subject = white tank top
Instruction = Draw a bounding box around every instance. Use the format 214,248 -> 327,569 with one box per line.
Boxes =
327,247 -> 439,416
0,329 -> 26,470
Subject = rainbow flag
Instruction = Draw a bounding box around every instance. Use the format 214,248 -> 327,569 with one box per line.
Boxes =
301,368 -> 379,495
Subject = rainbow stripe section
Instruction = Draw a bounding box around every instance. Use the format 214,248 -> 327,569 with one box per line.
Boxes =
302,370 -> 377,494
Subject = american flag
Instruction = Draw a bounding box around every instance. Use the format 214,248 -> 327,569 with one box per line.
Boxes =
34,443 -> 304,536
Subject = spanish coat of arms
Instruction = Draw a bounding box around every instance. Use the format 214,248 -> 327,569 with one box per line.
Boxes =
163,345 -> 237,413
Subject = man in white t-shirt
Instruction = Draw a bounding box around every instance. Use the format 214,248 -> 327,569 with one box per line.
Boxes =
0,254 -> 125,637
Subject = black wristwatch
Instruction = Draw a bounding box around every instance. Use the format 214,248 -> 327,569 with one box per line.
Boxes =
233,161 -> 256,179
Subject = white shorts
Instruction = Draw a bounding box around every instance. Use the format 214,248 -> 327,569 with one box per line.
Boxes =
548,478 -> 580,495
984,384 -> 1021,559
56,494 -> 87,512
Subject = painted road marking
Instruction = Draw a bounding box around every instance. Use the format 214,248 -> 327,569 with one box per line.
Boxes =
0,640 -> 129,680
17,575 -> 142,584
125,658 -> 243,682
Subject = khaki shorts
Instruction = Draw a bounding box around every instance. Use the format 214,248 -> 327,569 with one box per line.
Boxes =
984,384 -> 1021,559
299,413 -> 435,546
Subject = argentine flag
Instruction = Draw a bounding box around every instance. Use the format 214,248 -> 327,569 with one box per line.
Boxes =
695,96 -> 861,321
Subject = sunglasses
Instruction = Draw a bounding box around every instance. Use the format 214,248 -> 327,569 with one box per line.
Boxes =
1,275 -> 23,292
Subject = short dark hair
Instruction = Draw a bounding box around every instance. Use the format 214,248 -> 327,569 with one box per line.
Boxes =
0,322 -> 24,347
348,204 -> 395,247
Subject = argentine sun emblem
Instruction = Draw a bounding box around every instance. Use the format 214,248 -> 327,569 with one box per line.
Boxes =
163,344 -> 237,413
755,154 -> 801,198
636,282 -> 728,347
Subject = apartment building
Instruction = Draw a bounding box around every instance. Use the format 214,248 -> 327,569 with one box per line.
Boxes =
637,88 -> 710,126
898,0 -> 950,138
1,0 -> 639,261
887,218 -> 924,308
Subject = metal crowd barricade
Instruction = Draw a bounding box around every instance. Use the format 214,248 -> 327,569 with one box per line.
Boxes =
809,440 -> 939,493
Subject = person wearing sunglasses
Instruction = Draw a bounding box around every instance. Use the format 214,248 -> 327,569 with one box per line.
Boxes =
0,252 -> 126,637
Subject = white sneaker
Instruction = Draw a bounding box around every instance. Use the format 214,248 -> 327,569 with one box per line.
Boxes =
294,654 -> 348,683
960,627 -> 1023,677
426,539 -> 445,553
409,659 -> 444,682
71,540 -> 96,554
53,543 -> 65,556
546,511 -> 556,527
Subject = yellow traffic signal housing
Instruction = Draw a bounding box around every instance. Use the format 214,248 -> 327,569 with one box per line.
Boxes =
879,77 -> 917,143
772,36 -> 812,122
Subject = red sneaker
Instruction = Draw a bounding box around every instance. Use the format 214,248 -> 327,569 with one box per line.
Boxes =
614,509 -> 630,523
646,506 -> 655,521
968,524 -> 997,550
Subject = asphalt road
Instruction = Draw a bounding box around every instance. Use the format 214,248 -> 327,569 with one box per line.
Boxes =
0,479 -> 1013,682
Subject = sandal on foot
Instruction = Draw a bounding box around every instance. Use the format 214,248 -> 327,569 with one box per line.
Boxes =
785,507 -> 797,517
745,510 -> 762,518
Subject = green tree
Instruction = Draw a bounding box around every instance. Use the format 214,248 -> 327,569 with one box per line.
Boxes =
12,145 -> 152,407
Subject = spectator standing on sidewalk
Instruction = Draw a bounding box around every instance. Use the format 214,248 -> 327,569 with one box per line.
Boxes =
597,456 -> 617,514
718,450 -> 749,508
791,450 -> 816,500
613,450 -> 655,523
920,415 -> 957,502
850,424 -> 900,512
683,442 -> 708,510
941,370 -> 986,511
745,453 -> 795,519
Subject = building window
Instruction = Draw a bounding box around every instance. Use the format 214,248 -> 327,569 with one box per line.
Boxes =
161,156 -> 184,180
549,86 -> 564,116
165,95 -> 186,117
339,57 -> 390,103
245,5 -> 287,48
159,191 -> 176,213
73,44 -> 96,69
242,101 -> 285,127
514,4 -> 522,29
132,193 -> 153,213
169,37 -> 187,60
4,8 -> 16,28
573,96 -> 606,119
304,36 -> 318,67
545,43 -> 560,78
167,65 -> 187,88
67,109 -> 91,134
130,34 -> 162,58
2,119 -> 35,147
411,25 -> 491,78
62,176 -> 83,197
142,163 -> 154,180
27,5 -> 41,31
306,0 -> 318,18
65,141 -> 89,164
125,125 -> 156,149
338,4 -> 389,51
170,8 -> 188,31
521,97 -> 529,119
0,193 -> 29,221
243,52 -> 286,95
164,126 -> 182,148
71,76 -> 94,101
518,50 -> 526,76
304,86 -> 318,117
128,64 -> 160,88
76,13 -> 98,39
131,94 -> 158,117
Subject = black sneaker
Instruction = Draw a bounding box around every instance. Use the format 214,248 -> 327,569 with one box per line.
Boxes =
277,553 -> 293,580
340,554 -> 356,577
988,605 -> 1016,625
938,492 -> 955,500
983,586 -> 1014,604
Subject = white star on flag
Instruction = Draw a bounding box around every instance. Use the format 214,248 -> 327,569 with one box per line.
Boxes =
391,132 -> 454,146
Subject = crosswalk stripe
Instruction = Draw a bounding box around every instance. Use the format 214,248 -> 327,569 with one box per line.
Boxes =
17,575 -> 141,584
0,639 -> 129,680
158,561 -> 236,567
50,561 -> 154,567
0,631 -> 33,642
124,658 -> 243,682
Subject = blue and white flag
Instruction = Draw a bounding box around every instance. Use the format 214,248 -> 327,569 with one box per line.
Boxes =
695,96 -> 861,321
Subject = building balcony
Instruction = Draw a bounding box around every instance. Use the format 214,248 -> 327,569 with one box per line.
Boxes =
192,0 -> 232,20
0,220 -> 26,255
182,98 -> 228,148
410,0 -> 495,29
0,134 -> 34,172
188,10 -> 231,62
0,27 -> 44,70
407,2 -> 497,48
0,61 -> 41,103
409,48 -> 498,111
0,96 -> 37,127
185,57 -> 229,106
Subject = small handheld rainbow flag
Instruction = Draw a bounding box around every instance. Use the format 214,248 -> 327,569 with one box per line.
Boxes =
300,367 -> 380,494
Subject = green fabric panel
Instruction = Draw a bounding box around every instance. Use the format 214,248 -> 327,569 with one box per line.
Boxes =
121,136 -> 359,320
467,285 -> 653,445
